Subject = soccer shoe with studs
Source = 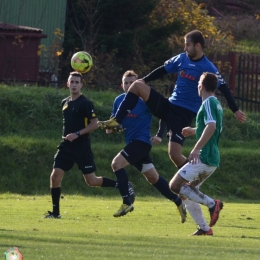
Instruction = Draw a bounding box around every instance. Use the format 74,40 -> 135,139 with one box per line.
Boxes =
44,211 -> 61,219
209,200 -> 223,227
110,124 -> 125,133
177,203 -> 187,223
97,118 -> 120,129
113,204 -> 134,217
192,228 -> 213,236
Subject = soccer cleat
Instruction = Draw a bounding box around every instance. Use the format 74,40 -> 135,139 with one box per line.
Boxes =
209,199 -> 223,227
177,203 -> 187,223
113,204 -> 134,217
97,118 -> 120,129
44,211 -> 61,219
110,125 -> 125,133
128,182 -> 136,204
192,228 -> 213,236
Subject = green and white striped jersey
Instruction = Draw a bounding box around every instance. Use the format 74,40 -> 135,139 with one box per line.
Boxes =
196,96 -> 223,167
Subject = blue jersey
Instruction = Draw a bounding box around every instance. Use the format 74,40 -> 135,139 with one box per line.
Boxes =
165,52 -> 225,113
112,93 -> 152,145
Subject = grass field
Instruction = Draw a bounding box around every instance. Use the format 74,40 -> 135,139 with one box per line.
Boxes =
1,85 -> 260,259
1,194 -> 260,259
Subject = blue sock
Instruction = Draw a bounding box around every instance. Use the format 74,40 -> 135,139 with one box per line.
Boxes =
114,168 -> 131,205
115,92 -> 139,124
153,176 -> 182,206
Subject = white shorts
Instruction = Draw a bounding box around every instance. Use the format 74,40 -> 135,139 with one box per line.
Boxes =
177,162 -> 217,187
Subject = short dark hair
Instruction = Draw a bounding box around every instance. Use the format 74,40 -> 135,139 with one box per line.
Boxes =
185,30 -> 205,48
200,72 -> 218,92
123,70 -> 138,78
69,71 -> 83,82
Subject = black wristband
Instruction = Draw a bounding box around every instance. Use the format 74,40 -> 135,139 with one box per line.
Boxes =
76,131 -> 80,136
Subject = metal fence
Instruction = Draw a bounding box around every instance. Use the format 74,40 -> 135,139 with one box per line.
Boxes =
208,52 -> 260,112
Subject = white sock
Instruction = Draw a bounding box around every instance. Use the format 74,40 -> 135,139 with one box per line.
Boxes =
183,199 -> 210,231
179,185 -> 215,208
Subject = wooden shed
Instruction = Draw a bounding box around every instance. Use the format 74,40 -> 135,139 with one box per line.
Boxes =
0,23 -> 47,83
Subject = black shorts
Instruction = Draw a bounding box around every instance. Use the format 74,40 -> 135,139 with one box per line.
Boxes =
120,140 -> 153,172
146,88 -> 196,145
53,138 -> 96,174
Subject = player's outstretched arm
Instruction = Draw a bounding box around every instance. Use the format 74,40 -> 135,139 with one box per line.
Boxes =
218,84 -> 246,123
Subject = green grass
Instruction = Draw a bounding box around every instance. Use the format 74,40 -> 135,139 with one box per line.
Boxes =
1,84 -> 260,199
1,84 -> 260,258
0,194 -> 260,259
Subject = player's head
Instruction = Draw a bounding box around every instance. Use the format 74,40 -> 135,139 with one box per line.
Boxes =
122,70 -> 138,92
184,30 -> 205,59
198,72 -> 218,96
67,71 -> 83,94
69,71 -> 83,82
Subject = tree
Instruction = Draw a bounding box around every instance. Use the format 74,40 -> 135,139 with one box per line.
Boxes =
149,0 -> 235,56
62,0 -> 237,85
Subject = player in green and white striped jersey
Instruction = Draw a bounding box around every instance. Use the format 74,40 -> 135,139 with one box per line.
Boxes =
169,72 -> 224,236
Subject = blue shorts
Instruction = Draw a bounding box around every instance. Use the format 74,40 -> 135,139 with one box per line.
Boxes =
120,140 -> 153,172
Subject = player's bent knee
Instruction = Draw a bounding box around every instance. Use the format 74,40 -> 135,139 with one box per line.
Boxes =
141,163 -> 154,173
51,172 -> 62,183
142,164 -> 158,184
169,179 -> 178,193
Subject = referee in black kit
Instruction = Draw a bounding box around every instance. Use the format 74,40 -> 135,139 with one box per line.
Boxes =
45,71 -> 135,218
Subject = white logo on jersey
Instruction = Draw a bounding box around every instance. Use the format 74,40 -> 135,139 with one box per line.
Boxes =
215,71 -> 225,84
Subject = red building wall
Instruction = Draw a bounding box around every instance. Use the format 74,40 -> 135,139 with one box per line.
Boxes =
0,23 -> 47,82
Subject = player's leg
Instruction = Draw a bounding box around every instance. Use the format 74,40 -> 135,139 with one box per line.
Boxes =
45,167 -> 65,218
82,171 -> 135,201
167,104 -> 196,168
135,150 -> 186,223
77,137 -> 134,196
168,141 -> 188,168
83,172 -> 117,187
170,163 -> 223,227
170,163 -> 215,206
142,166 -> 187,223
183,199 -> 213,236
112,140 -> 154,217
111,151 -> 134,217
98,83 -> 169,128
45,144 -> 73,218
76,137 -> 117,188
114,80 -> 151,123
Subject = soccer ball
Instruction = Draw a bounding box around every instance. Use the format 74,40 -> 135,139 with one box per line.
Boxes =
71,51 -> 93,73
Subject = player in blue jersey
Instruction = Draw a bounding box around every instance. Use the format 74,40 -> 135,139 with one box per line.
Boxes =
98,30 -> 246,171
107,70 -> 186,220
169,72 -> 224,235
